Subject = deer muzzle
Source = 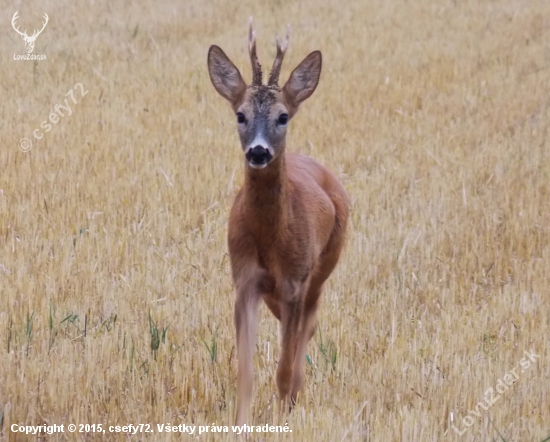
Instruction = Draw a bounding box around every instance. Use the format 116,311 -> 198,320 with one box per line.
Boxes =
246,145 -> 273,169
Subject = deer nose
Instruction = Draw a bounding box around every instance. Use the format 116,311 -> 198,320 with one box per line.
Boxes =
246,146 -> 273,167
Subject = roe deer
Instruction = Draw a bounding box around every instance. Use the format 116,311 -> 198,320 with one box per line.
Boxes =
207,20 -> 350,425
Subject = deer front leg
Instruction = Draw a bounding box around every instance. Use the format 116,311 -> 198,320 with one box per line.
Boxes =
276,281 -> 306,408
291,298 -> 319,402
234,275 -> 262,426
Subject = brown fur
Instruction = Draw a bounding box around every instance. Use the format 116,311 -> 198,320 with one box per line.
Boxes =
229,151 -> 349,423
207,27 -> 350,425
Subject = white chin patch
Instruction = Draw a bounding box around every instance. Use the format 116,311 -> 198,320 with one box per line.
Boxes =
248,161 -> 268,169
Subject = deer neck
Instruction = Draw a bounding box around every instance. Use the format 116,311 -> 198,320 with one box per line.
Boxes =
243,151 -> 290,239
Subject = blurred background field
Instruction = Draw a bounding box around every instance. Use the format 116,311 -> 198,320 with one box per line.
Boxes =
1,0 -> 549,440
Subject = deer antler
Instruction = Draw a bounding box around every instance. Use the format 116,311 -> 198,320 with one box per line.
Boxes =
11,11 -> 28,38
29,13 -> 49,40
248,17 -> 262,86
268,24 -> 290,87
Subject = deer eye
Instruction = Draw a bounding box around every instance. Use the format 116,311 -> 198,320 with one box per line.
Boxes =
236,112 -> 246,124
278,113 -> 289,126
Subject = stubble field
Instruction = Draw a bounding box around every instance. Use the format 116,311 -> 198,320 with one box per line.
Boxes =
1,0 -> 549,440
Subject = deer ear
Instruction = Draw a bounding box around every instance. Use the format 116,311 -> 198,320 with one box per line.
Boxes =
282,51 -> 322,114
208,45 -> 247,107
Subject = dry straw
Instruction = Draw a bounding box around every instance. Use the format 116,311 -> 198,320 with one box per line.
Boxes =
1,0 -> 549,440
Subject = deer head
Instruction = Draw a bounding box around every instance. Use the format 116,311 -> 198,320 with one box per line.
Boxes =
12,11 -> 49,54
208,19 -> 322,169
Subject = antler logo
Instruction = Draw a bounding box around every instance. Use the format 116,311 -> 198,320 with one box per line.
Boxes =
12,11 -> 49,54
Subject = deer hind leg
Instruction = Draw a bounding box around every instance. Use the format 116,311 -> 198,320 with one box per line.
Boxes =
288,198 -> 348,402
234,272 -> 264,426
289,219 -> 347,404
